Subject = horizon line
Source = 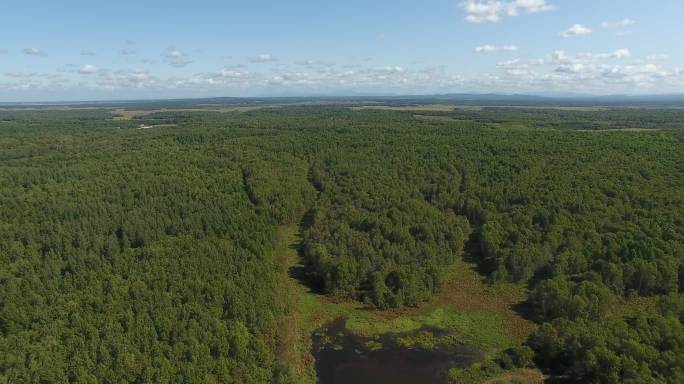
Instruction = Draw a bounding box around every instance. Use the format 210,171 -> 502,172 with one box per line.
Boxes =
3,92 -> 684,106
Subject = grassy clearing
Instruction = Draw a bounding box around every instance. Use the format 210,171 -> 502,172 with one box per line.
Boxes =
344,307 -> 514,351
360,257 -> 536,343
271,225 -> 318,383
429,259 -> 536,343
577,127 -> 663,132
350,104 -> 458,112
451,368 -> 544,384
135,123 -> 178,129
413,114 -> 468,122
272,224 -> 539,383
110,107 -> 264,120
111,101 -> 342,120
482,369 -> 545,384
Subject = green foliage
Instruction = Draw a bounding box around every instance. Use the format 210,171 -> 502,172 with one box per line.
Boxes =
658,294 -> 684,322
529,277 -> 616,321
422,308 -> 515,350
241,154 -> 316,224
1,106 -> 684,382
448,361 -> 504,383
0,114 -> 282,382
297,140 -> 472,308
529,315 -> 684,383
302,198 -> 469,308
344,307 -> 514,351
497,345 -> 535,369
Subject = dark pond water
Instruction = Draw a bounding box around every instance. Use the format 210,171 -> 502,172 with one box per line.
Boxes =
313,318 -> 483,384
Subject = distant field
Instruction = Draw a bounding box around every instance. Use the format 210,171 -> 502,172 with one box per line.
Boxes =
111,106 -> 265,120
577,127 -> 663,132
350,104 -> 463,112
350,104 -> 612,112
484,105 -> 608,111
413,114 -> 465,122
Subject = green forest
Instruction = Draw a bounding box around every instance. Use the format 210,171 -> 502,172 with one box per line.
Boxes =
1,105 -> 683,383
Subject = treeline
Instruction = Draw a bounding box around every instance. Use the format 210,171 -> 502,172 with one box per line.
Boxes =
440,107 -> 684,130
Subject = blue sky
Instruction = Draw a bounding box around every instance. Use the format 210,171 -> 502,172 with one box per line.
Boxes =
1,0 -> 683,101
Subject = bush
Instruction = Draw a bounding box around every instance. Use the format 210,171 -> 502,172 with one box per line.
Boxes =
497,345 -> 535,369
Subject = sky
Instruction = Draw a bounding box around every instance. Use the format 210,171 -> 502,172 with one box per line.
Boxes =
1,0 -> 683,101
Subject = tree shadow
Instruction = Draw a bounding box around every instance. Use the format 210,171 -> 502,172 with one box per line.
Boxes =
461,228 -> 495,279
460,224 -> 541,328
288,208 -> 327,294
511,299 -> 537,324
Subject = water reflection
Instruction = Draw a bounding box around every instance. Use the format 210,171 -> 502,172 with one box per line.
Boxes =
313,318 -> 483,384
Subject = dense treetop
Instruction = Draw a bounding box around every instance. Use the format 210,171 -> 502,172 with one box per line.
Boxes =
1,106 -> 683,382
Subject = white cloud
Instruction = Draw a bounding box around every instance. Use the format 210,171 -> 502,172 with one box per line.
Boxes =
380,65 -> 405,73
80,49 -> 96,56
603,48 -> 631,59
217,68 -> 251,79
250,53 -> 277,63
496,57 -> 544,70
0,72 -> 68,93
460,0 -> 554,23
297,60 -> 317,67
23,48 -> 45,56
601,18 -> 635,28
268,72 -> 318,87
164,67 -> 257,90
475,44 -> 518,53
497,58 -> 523,69
3,45 -> 683,98
460,47 -> 666,94
490,48 -> 670,93
560,24 -> 592,38
95,69 -> 157,89
550,49 -> 631,63
5,72 -> 38,78
646,54 -> 669,61
165,49 -> 183,58
548,49 -> 631,76
163,48 -> 192,67
78,65 -> 99,75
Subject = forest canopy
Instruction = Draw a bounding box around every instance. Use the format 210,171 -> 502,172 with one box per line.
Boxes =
1,105 -> 683,383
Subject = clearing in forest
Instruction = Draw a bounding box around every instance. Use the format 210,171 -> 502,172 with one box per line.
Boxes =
272,223 -> 542,384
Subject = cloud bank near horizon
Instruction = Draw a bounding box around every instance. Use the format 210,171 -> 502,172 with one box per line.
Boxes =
1,1 -> 682,101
